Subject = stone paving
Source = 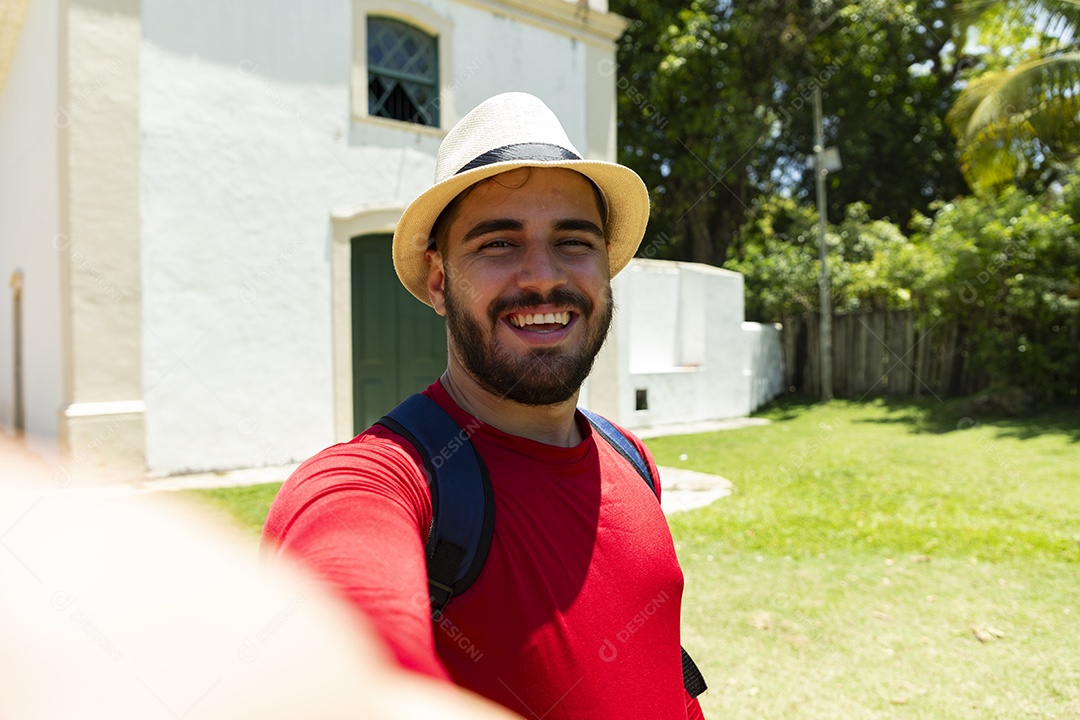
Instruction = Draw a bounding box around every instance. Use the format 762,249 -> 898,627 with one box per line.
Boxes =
655,465 -> 733,515
639,416 -> 764,514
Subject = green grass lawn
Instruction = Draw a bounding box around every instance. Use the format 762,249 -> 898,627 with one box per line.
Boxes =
187,482 -> 282,537
183,396 -> 1080,719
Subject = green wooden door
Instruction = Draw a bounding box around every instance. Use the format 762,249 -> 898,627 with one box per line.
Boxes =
351,234 -> 447,432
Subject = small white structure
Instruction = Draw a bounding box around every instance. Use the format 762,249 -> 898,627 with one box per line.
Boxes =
589,259 -> 783,430
0,0 -> 782,482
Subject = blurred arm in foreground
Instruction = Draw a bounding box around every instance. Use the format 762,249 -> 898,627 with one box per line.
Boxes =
0,435 -> 521,720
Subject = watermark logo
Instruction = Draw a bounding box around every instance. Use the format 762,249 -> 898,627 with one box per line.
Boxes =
51,235 -> 125,303
53,417 -> 125,487
237,591 -> 308,663
239,232 -> 310,304
51,590 -> 77,611
52,592 -> 124,663
957,417 -> 1021,483
411,592 -> 483,661
598,590 -> 670,662
956,237 -> 1024,304
236,60 -> 309,129
776,61 -> 843,125
777,415 -> 845,482
55,58 -> 124,129
235,417 -> 288,466
431,418 -> 483,469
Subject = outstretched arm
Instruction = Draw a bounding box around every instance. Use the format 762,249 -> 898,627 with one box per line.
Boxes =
262,434 -> 447,679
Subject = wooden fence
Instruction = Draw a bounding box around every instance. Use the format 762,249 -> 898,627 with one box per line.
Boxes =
783,311 -> 988,399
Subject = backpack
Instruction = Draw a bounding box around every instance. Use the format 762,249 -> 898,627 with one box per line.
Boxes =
376,393 -> 707,698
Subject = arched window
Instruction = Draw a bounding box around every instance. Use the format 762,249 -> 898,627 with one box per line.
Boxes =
367,17 -> 439,127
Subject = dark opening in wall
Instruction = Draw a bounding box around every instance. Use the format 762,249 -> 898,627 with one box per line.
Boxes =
635,388 -> 648,411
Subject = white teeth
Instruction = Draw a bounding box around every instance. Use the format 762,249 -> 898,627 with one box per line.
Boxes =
509,312 -> 571,328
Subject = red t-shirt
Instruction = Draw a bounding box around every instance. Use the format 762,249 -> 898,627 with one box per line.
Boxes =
263,381 -> 705,719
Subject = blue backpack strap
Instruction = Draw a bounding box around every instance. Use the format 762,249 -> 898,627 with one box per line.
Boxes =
580,407 -> 709,699
376,394 -> 494,619
579,407 -> 657,497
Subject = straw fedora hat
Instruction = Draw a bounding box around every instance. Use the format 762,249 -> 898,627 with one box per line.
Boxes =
392,92 -> 650,306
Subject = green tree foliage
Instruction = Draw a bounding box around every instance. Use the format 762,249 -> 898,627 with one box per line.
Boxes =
731,195 -> 931,322
610,0 -> 970,266
609,0 -> 804,266
736,188 -> 1080,403
728,195 -> 821,320
947,0 -> 1080,193
917,185 -> 1080,401
794,0 -> 970,224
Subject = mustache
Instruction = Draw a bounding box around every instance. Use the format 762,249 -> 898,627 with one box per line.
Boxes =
488,288 -> 594,325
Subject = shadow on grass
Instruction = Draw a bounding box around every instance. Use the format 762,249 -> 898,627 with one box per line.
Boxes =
859,396 -> 1080,442
977,408 -> 1080,443
855,395 -> 971,434
750,393 -> 820,421
754,392 -> 1080,441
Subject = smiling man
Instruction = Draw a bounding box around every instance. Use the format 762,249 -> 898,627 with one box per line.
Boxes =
263,93 -> 707,719
430,166 -> 613,441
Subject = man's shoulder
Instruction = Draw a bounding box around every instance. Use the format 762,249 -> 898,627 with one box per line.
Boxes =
581,410 -> 662,500
291,426 -> 428,490
581,411 -> 653,460
263,426 -> 430,539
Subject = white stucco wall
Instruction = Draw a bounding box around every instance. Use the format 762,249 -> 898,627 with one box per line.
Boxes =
140,0 -> 611,474
447,5 -> 588,138
744,321 -> 786,410
626,264 -> 680,372
594,259 -> 783,430
0,0 -> 64,458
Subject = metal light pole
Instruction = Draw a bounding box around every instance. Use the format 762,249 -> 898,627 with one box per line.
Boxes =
813,87 -> 833,402
11,269 -> 24,434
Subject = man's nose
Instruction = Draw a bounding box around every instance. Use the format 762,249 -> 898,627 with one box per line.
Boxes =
515,241 -> 567,292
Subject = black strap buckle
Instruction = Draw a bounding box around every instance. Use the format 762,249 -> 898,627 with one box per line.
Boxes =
429,578 -> 453,621
681,646 -> 708,698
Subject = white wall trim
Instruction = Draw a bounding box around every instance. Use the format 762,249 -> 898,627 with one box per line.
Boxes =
457,0 -> 627,47
330,205 -> 405,443
62,400 -> 146,417
58,0 -> 145,474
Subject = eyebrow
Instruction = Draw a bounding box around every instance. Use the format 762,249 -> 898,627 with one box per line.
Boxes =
463,219 -> 524,243
462,217 -> 604,244
554,219 -> 604,237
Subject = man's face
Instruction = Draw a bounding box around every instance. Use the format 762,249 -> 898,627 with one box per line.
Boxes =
428,167 -> 613,406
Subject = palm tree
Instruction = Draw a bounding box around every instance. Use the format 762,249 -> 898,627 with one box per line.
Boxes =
947,0 -> 1080,192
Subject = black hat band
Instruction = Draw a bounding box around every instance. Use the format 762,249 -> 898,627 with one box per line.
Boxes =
456,143 -> 582,175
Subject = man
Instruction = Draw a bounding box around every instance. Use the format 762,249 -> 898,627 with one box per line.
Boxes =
263,92 -> 707,719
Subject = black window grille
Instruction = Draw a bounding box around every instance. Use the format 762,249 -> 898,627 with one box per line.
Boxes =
367,17 -> 439,127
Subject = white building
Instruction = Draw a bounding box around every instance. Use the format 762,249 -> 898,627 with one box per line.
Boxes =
592,260 -> 783,432
0,0 -> 781,482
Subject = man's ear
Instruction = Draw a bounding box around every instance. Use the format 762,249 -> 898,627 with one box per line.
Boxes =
426,248 -> 447,316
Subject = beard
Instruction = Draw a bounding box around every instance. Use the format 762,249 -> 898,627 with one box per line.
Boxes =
443,270 -> 613,406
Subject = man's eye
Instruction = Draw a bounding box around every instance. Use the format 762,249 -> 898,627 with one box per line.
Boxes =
480,239 -> 513,250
